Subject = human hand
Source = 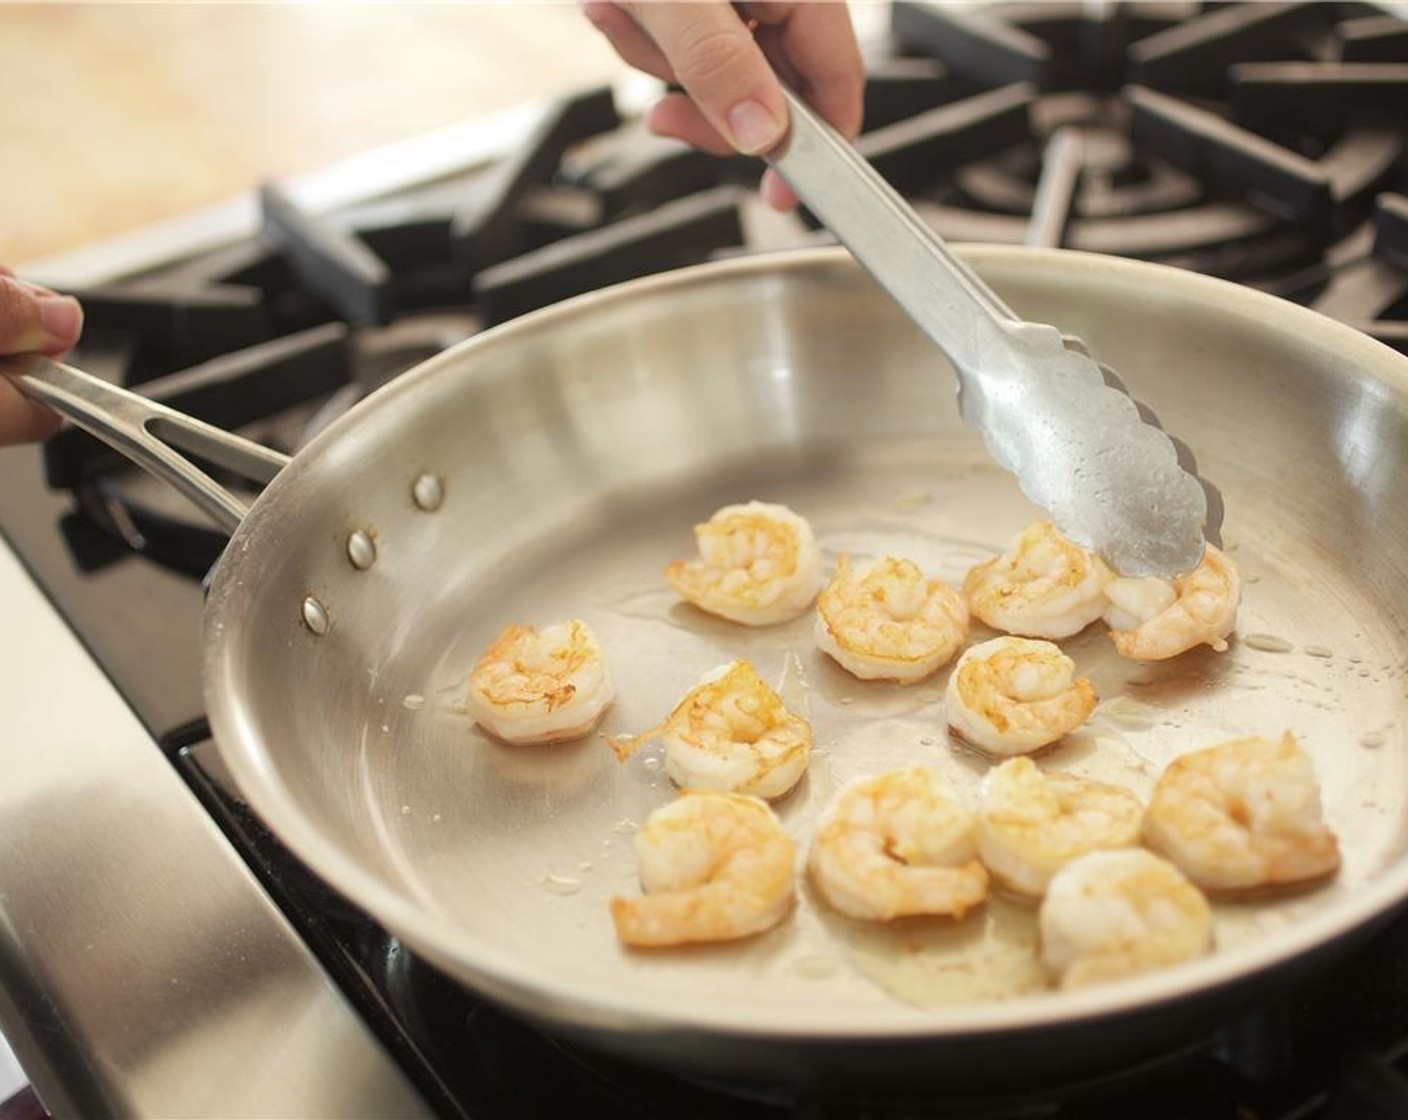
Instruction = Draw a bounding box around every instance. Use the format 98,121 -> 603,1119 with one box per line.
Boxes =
0,267 -> 83,445
582,1 -> 864,209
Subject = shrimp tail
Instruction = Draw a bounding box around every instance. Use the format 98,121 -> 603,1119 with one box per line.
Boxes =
890,861 -> 990,921
610,887 -> 788,947
948,861 -> 991,920
610,893 -> 700,947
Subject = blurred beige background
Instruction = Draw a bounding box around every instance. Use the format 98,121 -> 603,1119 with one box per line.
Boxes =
0,3 -> 626,263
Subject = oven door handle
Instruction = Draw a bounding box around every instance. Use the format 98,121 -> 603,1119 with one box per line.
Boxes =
1,353 -> 290,534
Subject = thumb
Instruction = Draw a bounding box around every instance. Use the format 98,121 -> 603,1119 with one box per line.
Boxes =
622,2 -> 788,155
0,273 -> 84,357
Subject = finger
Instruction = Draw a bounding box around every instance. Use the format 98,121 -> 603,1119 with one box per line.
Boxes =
761,167 -> 799,210
749,2 -> 865,138
0,275 -> 84,357
0,378 -> 62,446
645,92 -> 736,156
648,97 -> 798,208
581,1 -> 676,84
620,1 -> 788,155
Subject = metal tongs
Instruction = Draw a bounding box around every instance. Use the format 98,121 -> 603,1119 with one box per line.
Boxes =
766,87 -> 1222,578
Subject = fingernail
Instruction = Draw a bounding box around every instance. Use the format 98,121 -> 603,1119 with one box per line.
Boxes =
37,295 -> 82,341
727,99 -> 784,155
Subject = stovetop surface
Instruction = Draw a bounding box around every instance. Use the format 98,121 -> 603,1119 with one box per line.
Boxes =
8,2 -> 1408,1116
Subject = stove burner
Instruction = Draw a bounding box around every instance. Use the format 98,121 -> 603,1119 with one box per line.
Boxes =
472,186 -> 745,325
36,0 -> 1408,591
452,84 -> 620,270
1129,84 -> 1334,226
67,279 -> 268,378
1338,14 -> 1408,63
1232,62 -> 1408,134
43,323 -> 351,490
1376,191 -> 1408,268
855,82 -> 1035,195
260,183 -> 395,326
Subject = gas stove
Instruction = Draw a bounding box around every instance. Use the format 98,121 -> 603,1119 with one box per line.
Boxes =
6,2 -> 1408,1117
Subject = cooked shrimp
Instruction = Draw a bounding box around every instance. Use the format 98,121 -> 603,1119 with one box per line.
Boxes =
465,620 -> 613,745
808,767 -> 989,921
814,555 -> 969,683
1039,849 -> 1213,989
610,660 -> 811,800
610,790 -> 796,947
1143,733 -> 1340,891
945,636 -> 1097,757
664,501 -> 824,626
963,520 -> 1114,639
1106,543 -> 1241,661
978,758 -> 1144,896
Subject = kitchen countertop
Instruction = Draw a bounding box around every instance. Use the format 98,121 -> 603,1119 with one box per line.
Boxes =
0,2 -> 621,264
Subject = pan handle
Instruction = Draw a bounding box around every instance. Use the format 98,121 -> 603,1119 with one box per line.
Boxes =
0,353 -> 290,534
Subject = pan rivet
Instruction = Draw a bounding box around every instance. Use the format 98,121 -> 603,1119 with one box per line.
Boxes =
412,473 -> 444,511
347,529 -> 377,570
302,596 -> 330,636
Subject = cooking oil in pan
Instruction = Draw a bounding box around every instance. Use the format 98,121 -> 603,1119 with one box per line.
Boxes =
374,444 -> 1408,1024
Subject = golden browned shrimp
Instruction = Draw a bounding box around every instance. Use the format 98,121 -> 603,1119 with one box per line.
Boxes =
807,767 -> 989,921
1105,543 -> 1241,661
814,555 -> 969,683
1142,733 -> 1340,891
963,521 -> 1113,639
945,636 -> 1098,757
611,660 -> 811,800
665,501 -> 824,626
465,620 -> 613,744
978,757 -> 1144,896
610,791 -> 796,947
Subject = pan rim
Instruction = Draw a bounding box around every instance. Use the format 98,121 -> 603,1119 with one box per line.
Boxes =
206,244 -> 1408,1040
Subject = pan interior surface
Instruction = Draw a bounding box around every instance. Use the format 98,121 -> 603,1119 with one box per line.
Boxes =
208,247 -> 1408,1039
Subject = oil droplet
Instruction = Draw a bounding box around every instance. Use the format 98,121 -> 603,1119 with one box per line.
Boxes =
1360,731 -> 1386,748
642,757 -> 662,772
1304,645 -> 1333,659
838,697 -> 855,707
1243,633 -> 1294,654
808,754 -> 840,805
400,805 -> 411,815
919,737 -> 935,747
381,724 -> 390,733
578,861 -> 594,872
777,649 -> 811,718
612,819 -> 638,835
539,874 -> 581,896
432,813 -> 442,823
403,694 -> 425,710
1093,695 -> 1159,732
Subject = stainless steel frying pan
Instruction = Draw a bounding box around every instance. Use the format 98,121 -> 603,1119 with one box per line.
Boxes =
7,246 -> 1408,1089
